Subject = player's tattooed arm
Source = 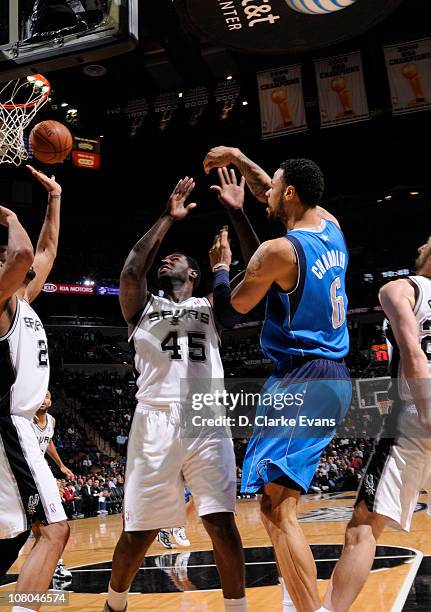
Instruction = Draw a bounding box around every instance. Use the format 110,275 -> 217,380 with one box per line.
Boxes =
25,166 -> 62,303
204,146 -> 271,203
234,150 -> 272,203
0,207 -> 34,318
120,177 -> 197,323
230,238 -> 294,313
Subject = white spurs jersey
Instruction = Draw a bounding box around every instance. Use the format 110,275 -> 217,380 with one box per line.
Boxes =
130,293 -> 224,406
0,298 -> 50,419
386,275 -> 431,402
32,413 -> 55,454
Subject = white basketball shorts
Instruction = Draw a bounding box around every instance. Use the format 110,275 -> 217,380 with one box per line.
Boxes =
356,408 -> 431,532
0,414 -> 67,539
123,403 -> 237,531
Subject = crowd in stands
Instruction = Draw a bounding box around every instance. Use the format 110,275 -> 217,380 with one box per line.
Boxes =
47,329 -> 131,365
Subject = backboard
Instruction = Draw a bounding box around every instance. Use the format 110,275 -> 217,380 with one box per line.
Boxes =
0,1 -> 138,81
356,377 -> 391,411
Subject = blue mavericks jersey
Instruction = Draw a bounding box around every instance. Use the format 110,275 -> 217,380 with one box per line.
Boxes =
261,219 -> 349,367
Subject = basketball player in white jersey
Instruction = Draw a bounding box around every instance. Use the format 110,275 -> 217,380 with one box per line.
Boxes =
105,177 -> 247,612
323,238 -> 431,611
0,166 -> 69,610
31,389 -> 74,580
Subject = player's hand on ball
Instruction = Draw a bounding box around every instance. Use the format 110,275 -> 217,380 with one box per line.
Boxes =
209,226 -> 232,270
61,465 -> 75,481
27,165 -> 62,196
203,146 -> 238,175
165,177 -> 197,222
210,167 -> 245,211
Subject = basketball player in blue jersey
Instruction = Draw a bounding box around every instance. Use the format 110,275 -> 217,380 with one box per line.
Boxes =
0,166 -> 70,611
205,147 -> 352,612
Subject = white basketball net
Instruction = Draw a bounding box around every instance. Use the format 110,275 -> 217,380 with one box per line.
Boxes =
0,75 -> 50,166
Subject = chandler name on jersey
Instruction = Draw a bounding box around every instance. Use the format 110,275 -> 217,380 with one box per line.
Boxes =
0,298 -> 50,419
130,294 -> 223,406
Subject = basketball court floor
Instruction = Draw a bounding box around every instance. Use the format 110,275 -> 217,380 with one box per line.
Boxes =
2,492 -> 430,611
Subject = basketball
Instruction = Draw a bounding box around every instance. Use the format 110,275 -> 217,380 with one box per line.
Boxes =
29,120 -> 73,164
285,0 -> 357,15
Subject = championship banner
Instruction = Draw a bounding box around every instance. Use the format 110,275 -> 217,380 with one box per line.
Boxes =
124,97 -> 149,137
183,86 -> 209,127
257,65 -> 307,139
154,92 -> 179,131
72,137 -> 101,170
314,52 -> 369,128
215,79 -> 241,120
383,38 -> 431,115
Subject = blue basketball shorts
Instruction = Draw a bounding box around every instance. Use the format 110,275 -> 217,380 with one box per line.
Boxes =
241,358 -> 352,494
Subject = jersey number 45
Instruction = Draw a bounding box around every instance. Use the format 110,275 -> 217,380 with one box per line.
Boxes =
161,331 -> 206,362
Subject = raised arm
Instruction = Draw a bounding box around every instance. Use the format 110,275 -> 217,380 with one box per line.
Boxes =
0,206 -> 34,314
210,167 -> 260,265
204,146 -> 271,203
379,279 -> 431,432
120,177 -> 197,324
25,165 -> 62,303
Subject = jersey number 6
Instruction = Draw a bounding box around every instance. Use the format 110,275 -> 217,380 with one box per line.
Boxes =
330,277 -> 346,330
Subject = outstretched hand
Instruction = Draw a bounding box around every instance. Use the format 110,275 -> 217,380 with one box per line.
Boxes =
209,226 -> 232,270
27,165 -> 62,196
210,167 -> 245,211
165,177 -> 197,222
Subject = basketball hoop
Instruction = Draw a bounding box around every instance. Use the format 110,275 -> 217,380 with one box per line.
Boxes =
0,75 -> 51,166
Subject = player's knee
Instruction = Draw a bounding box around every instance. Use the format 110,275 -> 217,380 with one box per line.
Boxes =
202,513 -> 238,543
345,523 -> 375,549
260,494 -> 297,528
39,521 -> 70,548
120,529 -> 158,554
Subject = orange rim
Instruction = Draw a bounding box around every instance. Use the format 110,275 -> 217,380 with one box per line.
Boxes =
1,74 -> 51,109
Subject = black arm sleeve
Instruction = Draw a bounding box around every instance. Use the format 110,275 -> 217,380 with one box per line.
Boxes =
213,268 -> 245,330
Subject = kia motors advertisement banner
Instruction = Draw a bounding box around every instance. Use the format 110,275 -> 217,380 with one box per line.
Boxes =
314,52 -> 369,128
42,284 -> 121,296
383,38 -> 431,115
43,283 -> 95,295
257,65 -> 307,139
